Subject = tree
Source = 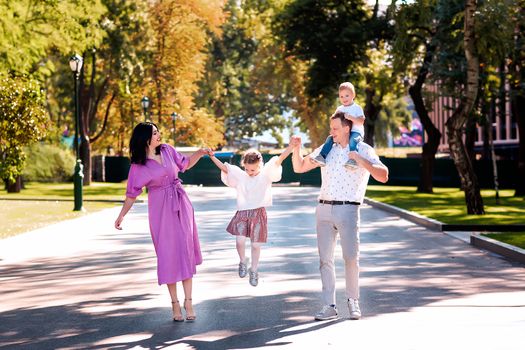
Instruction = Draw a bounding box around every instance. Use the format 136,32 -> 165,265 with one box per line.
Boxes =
445,0 -> 484,214
373,95 -> 412,148
392,0 -> 442,193
356,44 -> 404,147
0,0 -> 106,77
146,0 -> 226,141
508,1 -> 525,196
274,0 -> 370,98
74,0 -> 150,185
0,74 -> 48,192
273,0 -> 402,147
59,0 -> 226,185
0,0 -> 105,191
196,0 -> 293,146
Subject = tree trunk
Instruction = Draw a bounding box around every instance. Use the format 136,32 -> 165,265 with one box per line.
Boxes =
481,103 -> 491,160
5,175 -> 22,193
408,45 -> 441,193
410,41 -> 441,193
445,0 -> 484,214
512,92 -> 525,196
509,12 -> 525,196
415,100 -> 441,191
363,84 -> 381,147
465,114 -> 477,163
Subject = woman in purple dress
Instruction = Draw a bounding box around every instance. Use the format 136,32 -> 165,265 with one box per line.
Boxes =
115,122 -> 208,322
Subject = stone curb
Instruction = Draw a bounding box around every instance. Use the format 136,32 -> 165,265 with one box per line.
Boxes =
364,197 -> 525,265
470,234 -> 525,264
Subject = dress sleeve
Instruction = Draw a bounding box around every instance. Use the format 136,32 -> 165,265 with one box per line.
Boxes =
168,144 -> 189,172
261,156 -> 283,182
126,164 -> 149,198
221,163 -> 245,187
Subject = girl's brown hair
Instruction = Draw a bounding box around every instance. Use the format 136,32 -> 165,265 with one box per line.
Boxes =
241,149 -> 262,167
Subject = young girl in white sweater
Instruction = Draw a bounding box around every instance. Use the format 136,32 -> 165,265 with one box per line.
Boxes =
209,146 -> 292,286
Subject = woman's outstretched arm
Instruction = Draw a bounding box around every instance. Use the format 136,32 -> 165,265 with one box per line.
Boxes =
115,196 -> 137,230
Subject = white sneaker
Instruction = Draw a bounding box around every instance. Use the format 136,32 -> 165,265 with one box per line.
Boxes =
248,268 -> 258,286
238,260 -> 248,278
344,159 -> 358,169
314,305 -> 338,321
311,155 -> 326,167
347,299 -> 361,320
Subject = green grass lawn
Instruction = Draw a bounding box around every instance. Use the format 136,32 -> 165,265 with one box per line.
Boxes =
366,185 -> 525,225
0,182 -> 130,239
0,182 -> 128,201
483,233 -> 525,250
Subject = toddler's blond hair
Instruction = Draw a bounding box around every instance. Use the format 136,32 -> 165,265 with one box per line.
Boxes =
339,82 -> 356,96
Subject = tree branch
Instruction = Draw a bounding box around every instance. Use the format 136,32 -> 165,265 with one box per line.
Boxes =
90,91 -> 116,144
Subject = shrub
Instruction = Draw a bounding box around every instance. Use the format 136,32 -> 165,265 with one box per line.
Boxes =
22,143 -> 76,182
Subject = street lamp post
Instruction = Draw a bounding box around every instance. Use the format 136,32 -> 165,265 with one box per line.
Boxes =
69,54 -> 84,211
141,96 -> 150,121
171,112 -> 177,145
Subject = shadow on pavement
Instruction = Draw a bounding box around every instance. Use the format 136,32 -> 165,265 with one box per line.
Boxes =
1,187 -> 524,349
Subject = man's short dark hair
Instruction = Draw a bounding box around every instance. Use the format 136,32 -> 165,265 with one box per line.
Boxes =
330,111 -> 352,129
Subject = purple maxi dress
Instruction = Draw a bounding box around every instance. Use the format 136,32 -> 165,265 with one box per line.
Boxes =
126,144 -> 202,285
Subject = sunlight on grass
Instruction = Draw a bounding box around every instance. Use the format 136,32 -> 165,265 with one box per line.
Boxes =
366,185 -> 525,225
0,182 -> 131,239
0,200 -> 117,239
483,233 -> 525,249
0,181 -> 128,200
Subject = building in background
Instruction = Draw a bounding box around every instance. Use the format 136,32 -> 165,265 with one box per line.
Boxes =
427,85 -> 519,159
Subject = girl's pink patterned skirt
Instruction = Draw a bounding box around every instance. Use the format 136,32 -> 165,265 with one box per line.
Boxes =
226,207 -> 268,243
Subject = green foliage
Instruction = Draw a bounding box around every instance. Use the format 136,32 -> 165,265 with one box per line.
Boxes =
274,0 -> 371,98
49,0 -> 152,154
374,96 -> 412,147
0,74 -> 49,184
196,0 -> 291,145
22,143 -> 76,182
474,0 -> 515,64
0,0 -> 106,77
429,0 -> 466,95
391,0 -> 438,77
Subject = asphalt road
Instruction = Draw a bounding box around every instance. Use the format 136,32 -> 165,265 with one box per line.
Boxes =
1,186 -> 524,350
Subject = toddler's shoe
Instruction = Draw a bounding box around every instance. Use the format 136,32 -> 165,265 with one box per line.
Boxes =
311,155 -> 326,167
238,259 -> 248,278
344,159 -> 358,169
248,268 -> 258,287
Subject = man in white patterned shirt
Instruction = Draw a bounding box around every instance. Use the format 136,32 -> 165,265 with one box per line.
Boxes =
291,111 -> 388,321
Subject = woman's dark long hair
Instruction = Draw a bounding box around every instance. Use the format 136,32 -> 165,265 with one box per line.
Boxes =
129,122 -> 161,165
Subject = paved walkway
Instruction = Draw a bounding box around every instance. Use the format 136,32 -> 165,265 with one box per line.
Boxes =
0,187 -> 524,350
